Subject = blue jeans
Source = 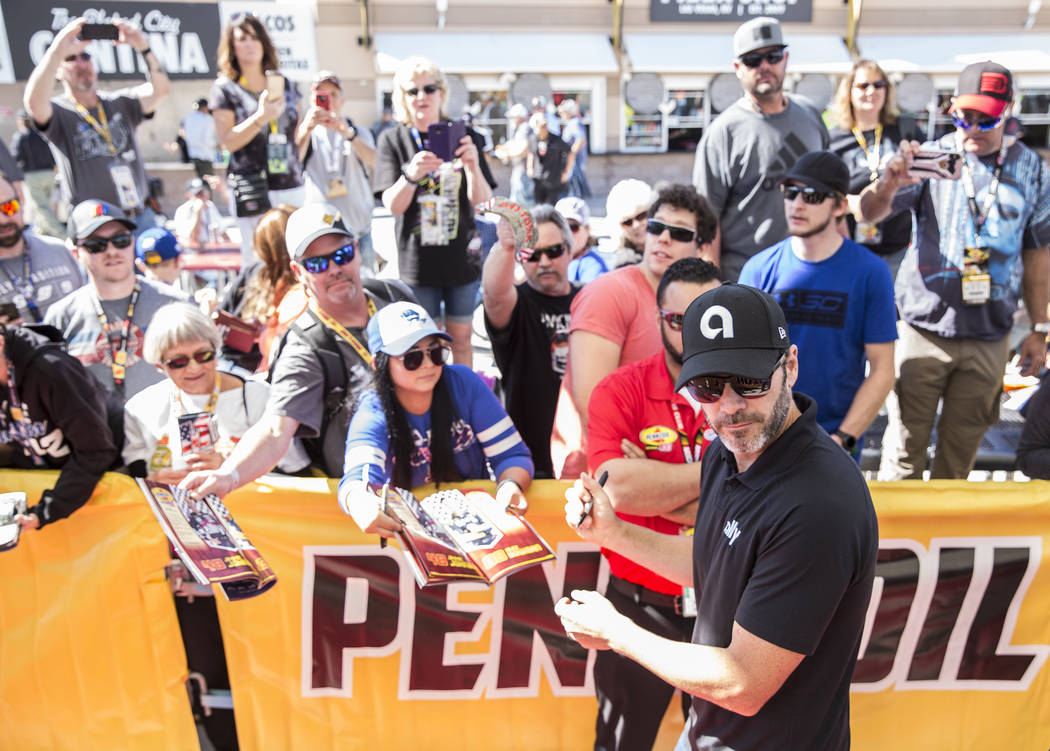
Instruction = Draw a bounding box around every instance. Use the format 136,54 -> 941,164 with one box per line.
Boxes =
410,281 -> 479,325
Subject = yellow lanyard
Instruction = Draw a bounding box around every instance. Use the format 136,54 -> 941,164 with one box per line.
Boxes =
238,77 -> 279,135
851,124 -> 883,182
310,298 -> 377,367
74,101 -> 116,155
174,372 -> 221,415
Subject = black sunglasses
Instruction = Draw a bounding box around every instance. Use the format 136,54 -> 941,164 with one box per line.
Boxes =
658,309 -> 684,331
853,80 -> 888,91
301,243 -> 356,274
781,185 -> 831,205
524,243 -> 567,262
81,233 -> 133,254
647,219 -> 698,243
621,210 -> 648,228
739,49 -> 785,69
399,343 -> 452,371
685,353 -> 786,404
64,52 -> 92,63
164,349 -> 217,370
407,83 -> 441,97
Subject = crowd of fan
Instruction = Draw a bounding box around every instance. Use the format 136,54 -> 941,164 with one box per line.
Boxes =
3,12 -> 1050,751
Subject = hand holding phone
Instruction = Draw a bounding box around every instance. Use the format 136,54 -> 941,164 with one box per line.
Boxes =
78,23 -> 119,41
907,149 -> 963,181
426,120 -> 468,162
265,70 -> 285,99
315,93 -> 331,111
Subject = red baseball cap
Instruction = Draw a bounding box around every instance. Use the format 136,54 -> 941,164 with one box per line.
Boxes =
950,61 -> 1013,118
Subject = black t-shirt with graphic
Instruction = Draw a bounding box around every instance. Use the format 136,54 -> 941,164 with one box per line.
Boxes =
485,281 -> 580,478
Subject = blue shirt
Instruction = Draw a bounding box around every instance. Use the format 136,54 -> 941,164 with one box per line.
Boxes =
567,250 -> 608,284
739,238 -> 897,435
338,364 -> 533,505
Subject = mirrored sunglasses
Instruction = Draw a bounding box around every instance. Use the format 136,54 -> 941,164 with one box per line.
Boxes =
301,243 -> 356,274
399,343 -> 452,371
0,198 -> 20,217
164,349 -> 216,369
739,50 -> 785,69
952,114 -> 1002,132
781,185 -> 831,205
684,354 -> 786,404
647,219 -> 698,243
81,233 -> 133,254
658,309 -> 685,331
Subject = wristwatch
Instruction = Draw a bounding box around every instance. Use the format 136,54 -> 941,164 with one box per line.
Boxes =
1031,322 -> 1050,334
832,429 -> 858,452
400,165 -> 423,185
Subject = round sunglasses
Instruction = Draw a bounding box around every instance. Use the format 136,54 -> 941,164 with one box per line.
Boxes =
81,233 -> 134,255
164,349 -> 217,370
301,243 -> 356,274
684,353 -> 786,404
397,343 -> 452,371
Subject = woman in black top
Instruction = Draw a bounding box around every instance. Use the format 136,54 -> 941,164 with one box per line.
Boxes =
209,14 -> 304,265
828,60 -> 918,278
374,55 -> 496,368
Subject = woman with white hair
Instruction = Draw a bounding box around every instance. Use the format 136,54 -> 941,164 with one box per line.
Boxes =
605,178 -> 653,268
123,302 -> 305,482
374,55 -> 497,368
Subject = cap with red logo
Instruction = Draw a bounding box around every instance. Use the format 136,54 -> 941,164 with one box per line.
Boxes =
950,61 -> 1013,118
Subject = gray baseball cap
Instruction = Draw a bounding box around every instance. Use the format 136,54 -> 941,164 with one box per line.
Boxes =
284,203 -> 355,261
67,200 -> 136,242
733,17 -> 786,58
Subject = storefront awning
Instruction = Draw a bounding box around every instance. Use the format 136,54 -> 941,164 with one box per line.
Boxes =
858,34 -> 1050,74
623,33 -> 852,75
373,33 -> 618,75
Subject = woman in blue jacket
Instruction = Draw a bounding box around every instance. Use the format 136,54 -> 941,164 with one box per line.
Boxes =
338,302 -> 532,538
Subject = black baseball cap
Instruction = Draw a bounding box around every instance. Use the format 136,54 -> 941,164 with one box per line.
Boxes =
675,283 -> 791,390
951,61 -> 1013,118
782,151 -> 850,196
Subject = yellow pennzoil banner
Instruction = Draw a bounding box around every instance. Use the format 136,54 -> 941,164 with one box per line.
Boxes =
0,470 -> 1048,750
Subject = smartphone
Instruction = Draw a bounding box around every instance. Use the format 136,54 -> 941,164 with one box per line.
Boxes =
79,23 -> 120,41
426,120 -> 468,162
315,93 -> 330,111
908,149 -> 963,181
264,70 -> 285,99
0,301 -> 19,321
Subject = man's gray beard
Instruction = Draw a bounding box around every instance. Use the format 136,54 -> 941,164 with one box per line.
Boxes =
717,368 -> 792,454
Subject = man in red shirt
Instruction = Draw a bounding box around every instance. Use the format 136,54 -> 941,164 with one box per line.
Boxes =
585,257 -> 721,751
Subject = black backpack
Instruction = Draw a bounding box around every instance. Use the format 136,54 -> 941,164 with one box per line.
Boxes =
267,279 -> 415,477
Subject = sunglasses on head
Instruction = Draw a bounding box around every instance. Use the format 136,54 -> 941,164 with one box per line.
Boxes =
80,232 -> 133,254
64,52 -> 92,63
684,353 -> 787,404
647,219 -> 698,243
739,49 -> 785,69
621,210 -> 648,228
399,342 -> 452,371
407,83 -> 441,97
0,198 -> 20,217
164,349 -> 216,370
523,243 -> 567,262
781,185 -> 832,205
952,114 -> 1002,132
658,309 -> 684,331
301,243 -> 356,274
853,80 -> 888,91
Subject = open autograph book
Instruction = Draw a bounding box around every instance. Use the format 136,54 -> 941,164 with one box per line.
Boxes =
138,479 -> 276,600
375,484 -> 554,588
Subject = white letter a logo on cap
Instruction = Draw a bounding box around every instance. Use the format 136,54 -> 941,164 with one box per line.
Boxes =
700,306 -> 734,340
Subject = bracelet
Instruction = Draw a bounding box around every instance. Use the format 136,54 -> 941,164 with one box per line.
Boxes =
497,478 -> 522,494
347,125 -> 357,142
139,47 -> 152,58
401,165 -> 423,185
228,468 -> 240,490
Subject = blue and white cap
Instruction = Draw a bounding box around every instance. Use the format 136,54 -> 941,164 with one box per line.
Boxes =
367,301 -> 453,356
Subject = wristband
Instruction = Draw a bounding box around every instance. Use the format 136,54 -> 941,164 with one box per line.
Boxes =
228,468 -> 240,490
1031,322 -> 1050,334
347,125 -> 357,142
832,429 -> 858,452
401,165 -> 423,185
497,478 -> 522,494
139,47 -> 152,58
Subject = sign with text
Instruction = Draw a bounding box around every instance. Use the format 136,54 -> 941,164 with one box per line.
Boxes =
650,0 -> 813,23
3,1 -> 221,81
218,1 -> 317,81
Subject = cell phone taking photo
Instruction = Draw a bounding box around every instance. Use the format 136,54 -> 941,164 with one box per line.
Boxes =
315,93 -> 330,111
907,149 -> 964,181
426,120 -> 468,162
79,23 -> 120,41
265,70 -> 284,99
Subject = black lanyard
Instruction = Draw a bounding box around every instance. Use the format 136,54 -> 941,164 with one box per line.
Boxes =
958,132 -> 1008,242
0,252 -> 40,322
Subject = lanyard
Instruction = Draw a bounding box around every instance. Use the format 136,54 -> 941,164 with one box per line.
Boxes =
957,131 -> 1009,242
410,127 -> 424,151
0,253 -> 40,322
3,354 -> 44,466
92,282 -> 141,392
851,124 -> 883,182
315,122 -> 346,176
669,400 -> 704,464
74,101 -> 116,156
173,372 -> 221,416
310,297 -> 377,367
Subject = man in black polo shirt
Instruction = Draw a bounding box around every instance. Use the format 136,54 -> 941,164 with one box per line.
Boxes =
483,203 -> 581,478
556,282 -> 878,750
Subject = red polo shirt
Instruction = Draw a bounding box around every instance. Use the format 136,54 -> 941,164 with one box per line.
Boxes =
587,352 -> 714,595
